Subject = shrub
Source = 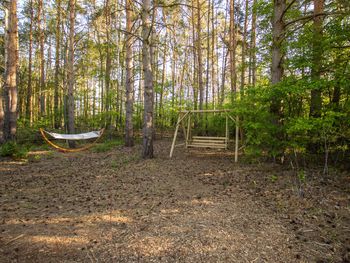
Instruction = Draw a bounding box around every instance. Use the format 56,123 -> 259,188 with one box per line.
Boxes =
0,141 -> 28,159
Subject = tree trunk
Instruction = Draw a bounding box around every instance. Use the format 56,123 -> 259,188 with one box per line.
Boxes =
309,0 -> 324,118
26,0 -> 34,124
211,0 -> 216,108
270,0 -> 286,120
38,0 -> 45,116
125,0 -> 134,147
197,0 -> 204,110
54,0 -> 61,129
249,0 -> 257,86
67,0 -> 76,147
141,0 -> 154,158
240,0 -> 249,95
105,0 -> 112,127
229,0 -> 237,103
3,0 -> 18,142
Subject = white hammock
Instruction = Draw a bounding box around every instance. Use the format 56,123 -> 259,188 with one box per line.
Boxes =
45,130 -> 102,140
40,128 -> 105,152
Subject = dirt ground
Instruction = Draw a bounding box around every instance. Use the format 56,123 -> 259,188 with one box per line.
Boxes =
0,140 -> 349,263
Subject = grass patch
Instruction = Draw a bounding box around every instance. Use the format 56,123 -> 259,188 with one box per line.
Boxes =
0,141 -> 28,159
92,139 -> 124,153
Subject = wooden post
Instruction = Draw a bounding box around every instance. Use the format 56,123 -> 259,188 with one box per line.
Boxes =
181,114 -> 187,144
235,116 -> 239,162
225,115 -> 229,149
170,112 -> 189,158
186,113 -> 191,148
170,115 -> 181,158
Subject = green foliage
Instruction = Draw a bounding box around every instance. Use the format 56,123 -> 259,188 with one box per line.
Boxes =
92,139 -> 124,153
270,174 -> 278,183
298,170 -> 306,182
0,141 -> 28,159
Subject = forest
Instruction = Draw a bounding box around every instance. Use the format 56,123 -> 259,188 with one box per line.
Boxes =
0,0 -> 350,262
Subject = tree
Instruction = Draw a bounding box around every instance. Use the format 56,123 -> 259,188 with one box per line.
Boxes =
229,0 -> 237,102
3,0 -> 18,142
54,0 -> 62,128
309,0 -> 324,118
270,0 -> 286,121
141,0 -> 154,158
67,0 -> 76,147
26,0 -> 34,124
38,0 -> 46,116
196,0 -> 204,110
125,0 -> 134,147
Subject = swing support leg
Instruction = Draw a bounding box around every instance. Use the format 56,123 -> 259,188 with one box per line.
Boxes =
235,116 -> 239,163
170,112 -> 188,158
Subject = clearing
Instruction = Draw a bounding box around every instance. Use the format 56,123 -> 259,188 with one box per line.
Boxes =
0,140 -> 349,262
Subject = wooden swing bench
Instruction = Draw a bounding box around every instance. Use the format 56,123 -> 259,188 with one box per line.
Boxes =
187,136 -> 227,149
169,109 -> 239,162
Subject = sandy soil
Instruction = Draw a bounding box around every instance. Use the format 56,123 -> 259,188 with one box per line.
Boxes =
0,140 -> 349,262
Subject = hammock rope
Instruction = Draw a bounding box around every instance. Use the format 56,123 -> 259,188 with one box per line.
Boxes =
40,128 -> 105,153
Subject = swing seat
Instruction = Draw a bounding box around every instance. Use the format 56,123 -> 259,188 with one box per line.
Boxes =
188,136 -> 227,149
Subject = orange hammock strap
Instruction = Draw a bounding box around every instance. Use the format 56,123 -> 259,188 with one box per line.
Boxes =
39,128 -> 105,153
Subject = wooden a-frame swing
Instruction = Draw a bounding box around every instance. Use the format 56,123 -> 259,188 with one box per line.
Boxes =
169,109 -> 239,162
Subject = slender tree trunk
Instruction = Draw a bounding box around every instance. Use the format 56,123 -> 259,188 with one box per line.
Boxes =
240,0 -> 248,95
26,0 -> 34,124
229,0 -> 237,103
159,9 -> 168,130
205,0 -> 210,110
54,0 -> 61,129
249,0 -> 257,86
270,0 -> 286,121
3,0 -> 18,142
38,0 -> 45,116
67,0 -> 76,147
125,0 -> 134,147
105,0 -> 112,127
197,0 -> 204,110
141,0 -> 154,158
309,0 -> 324,118
211,0 -> 216,108
220,50 -> 228,105
191,1 -> 198,110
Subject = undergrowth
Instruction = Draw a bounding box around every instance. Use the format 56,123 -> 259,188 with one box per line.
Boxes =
0,141 -> 29,159
92,139 -> 124,153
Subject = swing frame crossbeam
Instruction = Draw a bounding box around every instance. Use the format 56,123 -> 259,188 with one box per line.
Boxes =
169,109 -> 239,162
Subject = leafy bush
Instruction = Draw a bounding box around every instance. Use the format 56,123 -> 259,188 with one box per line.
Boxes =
0,141 -> 28,159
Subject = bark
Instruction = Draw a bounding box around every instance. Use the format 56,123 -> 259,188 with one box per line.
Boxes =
211,0 -> 216,108
309,0 -> 324,118
249,0 -> 257,86
26,0 -> 34,124
67,0 -> 76,147
270,0 -> 286,120
142,0 -> 154,158
197,0 -> 204,110
191,1 -> 198,110
54,0 -> 61,129
159,9 -> 168,129
3,0 -> 18,142
38,0 -> 45,116
240,0 -> 249,95
105,0 -> 112,127
206,0 -> 211,110
125,0 -> 134,147
229,0 -> 237,102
